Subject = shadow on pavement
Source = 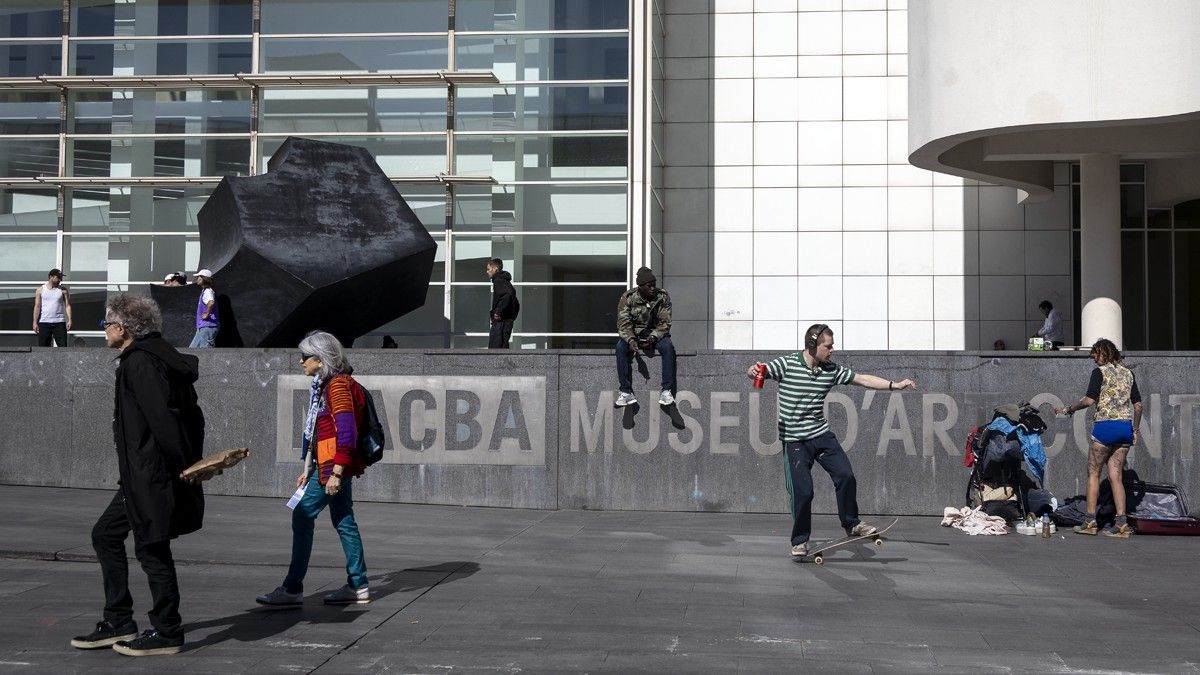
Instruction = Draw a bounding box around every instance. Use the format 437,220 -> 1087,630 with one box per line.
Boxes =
183,561 -> 480,651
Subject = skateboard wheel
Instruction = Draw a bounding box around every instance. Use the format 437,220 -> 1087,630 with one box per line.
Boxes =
813,555 -> 824,565
873,537 -> 883,547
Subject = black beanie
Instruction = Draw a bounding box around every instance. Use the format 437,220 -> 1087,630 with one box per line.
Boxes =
636,267 -> 656,286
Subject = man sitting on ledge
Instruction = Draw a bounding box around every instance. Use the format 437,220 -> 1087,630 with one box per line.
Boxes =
615,266 -> 676,407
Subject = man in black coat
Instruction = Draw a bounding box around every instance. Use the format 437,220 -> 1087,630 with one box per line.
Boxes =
71,293 -> 204,657
486,258 -> 519,349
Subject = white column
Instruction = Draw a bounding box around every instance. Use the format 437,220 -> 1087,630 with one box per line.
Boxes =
1079,153 -> 1122,348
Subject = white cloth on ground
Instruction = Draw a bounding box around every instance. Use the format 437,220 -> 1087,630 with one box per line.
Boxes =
941,506 -> 1008,535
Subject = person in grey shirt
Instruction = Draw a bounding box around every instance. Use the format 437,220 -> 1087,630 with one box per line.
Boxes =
1034,300 -> 1064,349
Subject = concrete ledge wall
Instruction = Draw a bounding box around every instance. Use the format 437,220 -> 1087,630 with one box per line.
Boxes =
3,348 -> 1198,515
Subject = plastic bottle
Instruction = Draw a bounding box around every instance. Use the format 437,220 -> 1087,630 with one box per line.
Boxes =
1041,513 -> 1051,538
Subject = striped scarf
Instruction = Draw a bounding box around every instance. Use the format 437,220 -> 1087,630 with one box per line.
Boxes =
300,374 -> 324,461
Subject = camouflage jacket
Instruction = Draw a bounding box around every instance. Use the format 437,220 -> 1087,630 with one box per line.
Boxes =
616,287 -> 672,344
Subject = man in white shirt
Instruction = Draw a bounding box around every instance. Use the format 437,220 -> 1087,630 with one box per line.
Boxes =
33,268 -> 72,347
1035,300 -> 1064,349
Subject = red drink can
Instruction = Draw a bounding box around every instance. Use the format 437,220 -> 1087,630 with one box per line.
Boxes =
753,363 -> 767,388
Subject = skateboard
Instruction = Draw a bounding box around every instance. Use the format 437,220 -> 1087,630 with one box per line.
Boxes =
181,447 -> 250,482
800,517 -> 899,565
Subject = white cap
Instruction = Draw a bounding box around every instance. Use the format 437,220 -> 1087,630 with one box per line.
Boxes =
164,273 -> 175,281
195,269 -> 214,278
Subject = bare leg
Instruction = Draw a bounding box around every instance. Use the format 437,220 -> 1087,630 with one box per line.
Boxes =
1107,445 -> 1130,516
1085,440 -> 1111,516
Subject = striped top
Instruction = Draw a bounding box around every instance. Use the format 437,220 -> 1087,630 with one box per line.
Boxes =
765,353 -> 856,441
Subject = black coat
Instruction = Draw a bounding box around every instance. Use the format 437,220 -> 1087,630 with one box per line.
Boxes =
490,270 -> 520,321
112,333 -> 205,543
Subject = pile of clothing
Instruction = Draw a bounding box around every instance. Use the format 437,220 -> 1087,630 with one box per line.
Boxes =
962,402 -> 1054,523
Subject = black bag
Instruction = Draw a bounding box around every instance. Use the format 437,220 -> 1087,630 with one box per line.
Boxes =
354,381 -> 386,466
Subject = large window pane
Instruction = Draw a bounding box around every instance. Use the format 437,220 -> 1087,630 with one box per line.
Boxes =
1121,183 -> 1144,229
259,135 -> 445,175
456,134 -> 627,181
260,88 -> 446,134
364,283 -> 446,348
0,235 -> 56,281
1,188 -> 58,232
63,233 -> 200,283
396,185 -> 448,233
456,84 -> 627,132
0,41 -> 61,77
0,2 -> 62,38
70,39 -> 251,76
457,0 -> 627,31
0,138 -> 59,178
1147,231 -> 1173,350
260,37 -> 448,73
453,184 -> 626,232
261,0 -> 447,34
69,137 -> 251,178
67,186 -> 213,233
0,91 -> 60,134
1175,232 -> 1200,350
453,283 -> 619,335
72,0 -> 251,37
1120,231 -> 1145,350
456,35 -> 628,81
453,234 -> 625,283
70,89 -> 251,135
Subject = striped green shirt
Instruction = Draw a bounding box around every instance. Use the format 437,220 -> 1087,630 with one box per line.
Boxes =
766,353 -> 855,442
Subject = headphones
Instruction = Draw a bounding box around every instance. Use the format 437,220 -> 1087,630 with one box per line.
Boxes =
805,323 -> 829,354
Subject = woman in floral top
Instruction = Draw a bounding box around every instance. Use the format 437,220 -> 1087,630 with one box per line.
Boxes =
1055,339 -> 1143,538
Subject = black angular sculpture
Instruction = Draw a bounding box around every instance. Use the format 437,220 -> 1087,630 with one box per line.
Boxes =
152,137 -> 437,348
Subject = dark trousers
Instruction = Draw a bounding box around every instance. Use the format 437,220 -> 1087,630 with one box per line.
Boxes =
616,336 -> 676,393
488,319 -> 513,348
36,321 -> 67,347
783,432 -> 861,545
92,492 -> 183,638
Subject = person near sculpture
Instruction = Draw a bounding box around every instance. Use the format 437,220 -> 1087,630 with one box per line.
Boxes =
189,269 -> 219,348
747,323 -> 917,558
615,266 -> 676,407
32,268 -> 72,347
72,293 -> 205,656
486,258 -> 519,349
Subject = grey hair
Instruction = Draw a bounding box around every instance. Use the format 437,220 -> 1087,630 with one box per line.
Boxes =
299,330 -> 351,379
105,293 -> 163,339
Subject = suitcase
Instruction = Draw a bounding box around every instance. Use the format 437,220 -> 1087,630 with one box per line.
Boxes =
1127,481 -> 1200,536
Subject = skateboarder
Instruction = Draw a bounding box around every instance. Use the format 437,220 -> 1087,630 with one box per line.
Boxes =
747,323 -> 916,558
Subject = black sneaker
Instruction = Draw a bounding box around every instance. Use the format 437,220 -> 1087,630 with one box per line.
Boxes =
112,629 -> 184,656
70,620 -> 138,649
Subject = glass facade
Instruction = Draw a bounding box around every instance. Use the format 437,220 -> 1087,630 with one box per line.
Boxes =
0,0 -> 631,347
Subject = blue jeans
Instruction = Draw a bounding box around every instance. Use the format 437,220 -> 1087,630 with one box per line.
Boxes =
616,336 -> 676,393
189,326 -> 217,348
282,470 -> 368,593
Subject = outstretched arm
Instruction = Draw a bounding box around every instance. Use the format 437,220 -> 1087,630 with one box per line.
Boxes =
1054,396 -> 1096,417
852,373 -> 916,391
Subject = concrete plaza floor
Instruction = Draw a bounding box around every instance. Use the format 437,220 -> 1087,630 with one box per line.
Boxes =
0,485 -> 1198,674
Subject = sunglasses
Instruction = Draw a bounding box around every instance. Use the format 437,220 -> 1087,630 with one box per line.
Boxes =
99,320 -> 123,329
300,352 -> 316,362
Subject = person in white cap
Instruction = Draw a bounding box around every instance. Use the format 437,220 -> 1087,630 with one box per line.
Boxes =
189,269 -> 219,348
162,272 -> 185,287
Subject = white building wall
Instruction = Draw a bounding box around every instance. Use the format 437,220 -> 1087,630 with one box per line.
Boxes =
657,0 -> 1073,350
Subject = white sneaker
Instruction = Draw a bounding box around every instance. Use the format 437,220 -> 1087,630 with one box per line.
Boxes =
658,389 -> 675,406
255,586 -> 302,607
615,391 -> 637,407
790,543 -> 809,558
846,522 -> 878,537
323,584 -> 369,605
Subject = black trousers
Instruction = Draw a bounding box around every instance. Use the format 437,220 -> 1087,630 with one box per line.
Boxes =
92,492 -> 183,638
36,322 -> 67,347
783,432 -> 861,545
488,319 -> 513,348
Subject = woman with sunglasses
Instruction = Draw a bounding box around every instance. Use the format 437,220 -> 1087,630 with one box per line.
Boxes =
1054,338 -> 1143,538
257,331 -> 371,606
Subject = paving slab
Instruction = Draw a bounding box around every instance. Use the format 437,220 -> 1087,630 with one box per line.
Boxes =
0,485 -> 1199,673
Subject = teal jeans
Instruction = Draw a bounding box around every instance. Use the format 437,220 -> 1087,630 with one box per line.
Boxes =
282,469 -> 368,593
